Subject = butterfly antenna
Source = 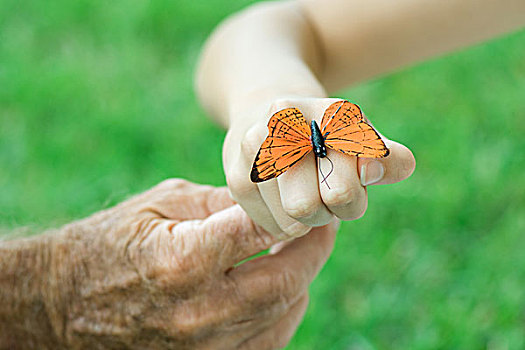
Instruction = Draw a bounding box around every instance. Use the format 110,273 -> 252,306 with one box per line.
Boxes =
318,156 -> 334,189
322,100 -> 345,134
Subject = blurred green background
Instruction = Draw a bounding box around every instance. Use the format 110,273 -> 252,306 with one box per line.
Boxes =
1,0 -> 524,348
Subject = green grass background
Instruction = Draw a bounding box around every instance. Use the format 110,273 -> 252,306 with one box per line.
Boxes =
1,0 -> 524,348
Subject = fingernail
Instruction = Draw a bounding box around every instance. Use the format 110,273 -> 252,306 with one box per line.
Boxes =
269,241 -> 288,254
332,218 -> 341,231
360,161 -> 385,186
227,187 -> 235,201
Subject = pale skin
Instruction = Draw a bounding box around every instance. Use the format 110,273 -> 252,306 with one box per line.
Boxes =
1,0 -> 524,348
196,0 -> 525,237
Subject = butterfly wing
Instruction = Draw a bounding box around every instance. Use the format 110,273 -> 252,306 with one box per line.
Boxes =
321,101 -> 389,158
250,108 -> 312,182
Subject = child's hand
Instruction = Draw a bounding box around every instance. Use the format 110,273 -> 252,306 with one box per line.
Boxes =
224,98 -> 415,239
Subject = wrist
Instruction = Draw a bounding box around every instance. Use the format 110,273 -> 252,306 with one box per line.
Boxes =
0,232 -> 62,348
228,87 -> 327,128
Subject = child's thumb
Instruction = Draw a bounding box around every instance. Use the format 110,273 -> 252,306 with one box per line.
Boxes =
358,139 -> 415,186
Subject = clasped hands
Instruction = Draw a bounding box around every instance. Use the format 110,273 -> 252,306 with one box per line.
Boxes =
28,98 -> 414,349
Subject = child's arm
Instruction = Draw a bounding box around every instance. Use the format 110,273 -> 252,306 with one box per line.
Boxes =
195,0 -> 524,237
301,0 -> 525,91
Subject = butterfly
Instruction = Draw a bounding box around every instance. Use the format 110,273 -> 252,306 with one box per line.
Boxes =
250,100 -> 389,184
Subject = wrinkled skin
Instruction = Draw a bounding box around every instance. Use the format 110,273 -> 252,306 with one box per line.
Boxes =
6,179 -> 336,349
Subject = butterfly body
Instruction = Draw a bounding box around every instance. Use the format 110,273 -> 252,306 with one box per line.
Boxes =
310,120 -> 327,158
250,100 -> 389,183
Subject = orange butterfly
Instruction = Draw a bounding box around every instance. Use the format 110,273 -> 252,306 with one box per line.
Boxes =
250,100 -> 389,184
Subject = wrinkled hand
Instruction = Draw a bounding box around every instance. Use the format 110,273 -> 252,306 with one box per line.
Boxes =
46,179 -> 336,349
224,97 -> 415,237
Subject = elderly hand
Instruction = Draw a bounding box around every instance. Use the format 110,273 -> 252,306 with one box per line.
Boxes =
0,179 -> 337,349
224,97 -> 415,238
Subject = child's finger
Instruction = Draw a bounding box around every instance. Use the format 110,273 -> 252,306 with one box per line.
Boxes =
240,120 -> 317,238
278,152 -> 333,227
318,149 -> 368,221
227,143 -> 284,236
229,179 -> 284,237
257,180 -> 312,239
357,139 -> 415,186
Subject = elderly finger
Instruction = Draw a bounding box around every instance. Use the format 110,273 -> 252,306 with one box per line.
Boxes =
238,294 -> 309,350
137,179 -> 237,220
358,139 -> 416,186
228,221 -> 336,316
173,205 -> 280,271
126,204 -> 280,288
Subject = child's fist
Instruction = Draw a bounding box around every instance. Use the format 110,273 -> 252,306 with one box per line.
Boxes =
224,97 -> 415,239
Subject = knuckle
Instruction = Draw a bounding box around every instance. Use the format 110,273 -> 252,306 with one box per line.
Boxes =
171,313 -> 209,340
156,178 -> 189,191
270,98 -> 293,111
323,183 -> 362,208
271,269 -> 297,307
255,269 -> 297,309
240,133 -> 260,157
282,198 -> 321,219
338,200 -> 368,221
240,125 -> 267,158
127,220 -> 208,290
226,170 -> 255,201
281,222 -> 311,239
